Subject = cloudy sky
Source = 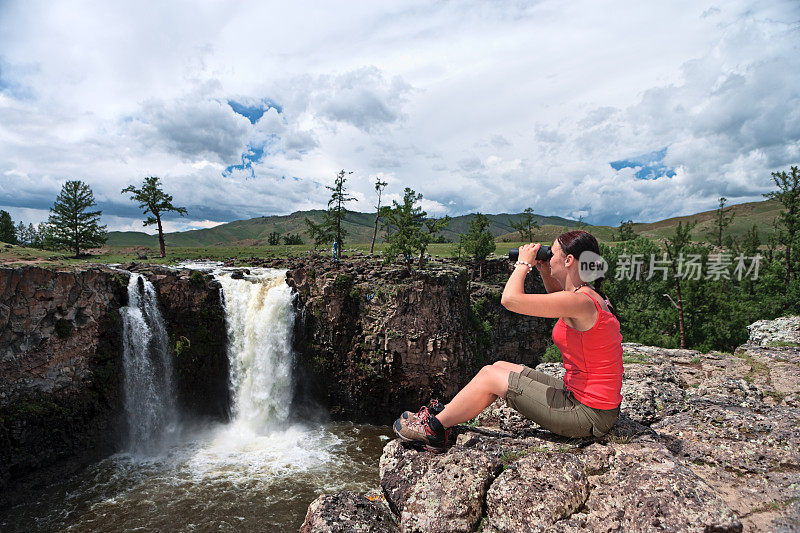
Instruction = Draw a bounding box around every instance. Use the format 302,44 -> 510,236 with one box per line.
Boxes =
1,0 -> 798,233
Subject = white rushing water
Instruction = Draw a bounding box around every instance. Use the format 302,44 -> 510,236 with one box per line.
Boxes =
218,271 -> 294,432
180,263 -> 336,478
120,273 -> 178,456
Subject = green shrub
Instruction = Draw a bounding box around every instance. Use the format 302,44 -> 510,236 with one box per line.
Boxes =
332,273 -> 353,292
173,336 -> 191,357
541,343 -> 562,363
189,270 -> 207,287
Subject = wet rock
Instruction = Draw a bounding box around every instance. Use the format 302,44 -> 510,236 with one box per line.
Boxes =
300,491 -> 399,532
0,264 -> 228,506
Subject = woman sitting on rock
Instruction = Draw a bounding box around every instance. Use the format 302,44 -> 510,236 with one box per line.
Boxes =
394,230 -> 623,452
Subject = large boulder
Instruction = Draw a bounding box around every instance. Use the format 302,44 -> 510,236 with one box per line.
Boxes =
300,491 -> 399,532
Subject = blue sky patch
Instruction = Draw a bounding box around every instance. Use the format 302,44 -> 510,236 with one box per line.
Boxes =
224,144 -> 265,177
223,134 -> 282,177
0,64 -> 32,100
228,98 -> 283,124
610,147 -> 676,180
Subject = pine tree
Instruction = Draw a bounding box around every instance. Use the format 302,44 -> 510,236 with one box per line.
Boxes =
370,176 -> 388,255
663,220 -> 697,349
15,221 -> 26,245
763,166 -> 800,286
122,176 -> 187,258
46,180 -> 107,257
326,170 -> 355,253
508,208 -> 539,242
380,188 -> 451,268
381,188 -> 426,268
709,197 -> 735,247
32,223 -> 47,248
304,217 -> 335,250
419,216 -> 451,267
0,210 -> 17,244
617,220 -> 637,241
460,213 -> 496,279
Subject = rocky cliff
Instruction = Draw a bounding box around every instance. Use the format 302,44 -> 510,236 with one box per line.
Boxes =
284,256 -> 552,424
301,316 -> 800,532
0,266 -> 128,506
0,264 -> 229,506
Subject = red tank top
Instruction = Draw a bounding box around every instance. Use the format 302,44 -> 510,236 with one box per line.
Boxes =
552,292 -> 623,409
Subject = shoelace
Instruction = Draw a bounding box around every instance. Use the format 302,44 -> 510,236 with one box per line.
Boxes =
408,406 -> 431,431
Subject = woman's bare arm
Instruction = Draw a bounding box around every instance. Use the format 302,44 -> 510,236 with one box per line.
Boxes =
500,243 -> 588,319
537,265 -> 563,293
501,282 -> 593,318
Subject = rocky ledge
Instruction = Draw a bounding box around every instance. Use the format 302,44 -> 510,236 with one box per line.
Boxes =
301,316 -> 800,532
285,256 -> 552,424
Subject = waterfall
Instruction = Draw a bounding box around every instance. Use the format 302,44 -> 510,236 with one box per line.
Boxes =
121,273 -> 178,455
214,269 -> 296,433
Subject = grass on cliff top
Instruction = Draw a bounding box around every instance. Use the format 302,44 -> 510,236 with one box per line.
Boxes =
0,241 -> 537,268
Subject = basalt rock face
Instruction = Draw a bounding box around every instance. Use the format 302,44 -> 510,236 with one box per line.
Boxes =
124,264 -> 230,421
0,264 -> 230,506
0,266 -> 129,506
302,316 -> 800,532
286,257 -> 552,424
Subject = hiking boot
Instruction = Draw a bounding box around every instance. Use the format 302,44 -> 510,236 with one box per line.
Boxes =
393,406 -> 450,453
400,399 -> 445,422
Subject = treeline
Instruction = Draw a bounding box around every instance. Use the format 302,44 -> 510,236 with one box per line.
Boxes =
602,166 -> 799,353
1,176 -> 185,258
302,170 -> 501,273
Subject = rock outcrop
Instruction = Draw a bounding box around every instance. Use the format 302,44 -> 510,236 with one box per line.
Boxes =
0,266 -> 128,506
286,257 -> 552,424
302,316 -> 800,532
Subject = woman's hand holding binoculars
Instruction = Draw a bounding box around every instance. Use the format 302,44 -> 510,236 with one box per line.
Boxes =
518,243 -> 540,266
508,244 -> 553,271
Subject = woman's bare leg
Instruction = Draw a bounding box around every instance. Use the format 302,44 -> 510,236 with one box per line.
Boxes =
435,361 -> 524,428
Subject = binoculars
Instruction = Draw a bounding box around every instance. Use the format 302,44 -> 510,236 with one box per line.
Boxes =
508,245 -> 553,262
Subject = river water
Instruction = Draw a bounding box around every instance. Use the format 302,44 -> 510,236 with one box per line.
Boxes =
0,421 -> 391,531
0,264 -> 392,532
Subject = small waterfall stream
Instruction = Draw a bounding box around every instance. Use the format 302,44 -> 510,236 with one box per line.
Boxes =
120,273 -> 178,455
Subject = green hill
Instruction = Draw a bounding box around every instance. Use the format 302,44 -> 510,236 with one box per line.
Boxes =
106,199 -> 782,248
632,198 -> 781,243
107,210 -> 581,247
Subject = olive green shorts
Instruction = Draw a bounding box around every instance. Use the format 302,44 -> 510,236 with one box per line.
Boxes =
505,366 -> 620,438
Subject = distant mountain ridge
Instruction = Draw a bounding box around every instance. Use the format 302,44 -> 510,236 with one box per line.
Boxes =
106,210 -> 578,247
106,199 -> 782,247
